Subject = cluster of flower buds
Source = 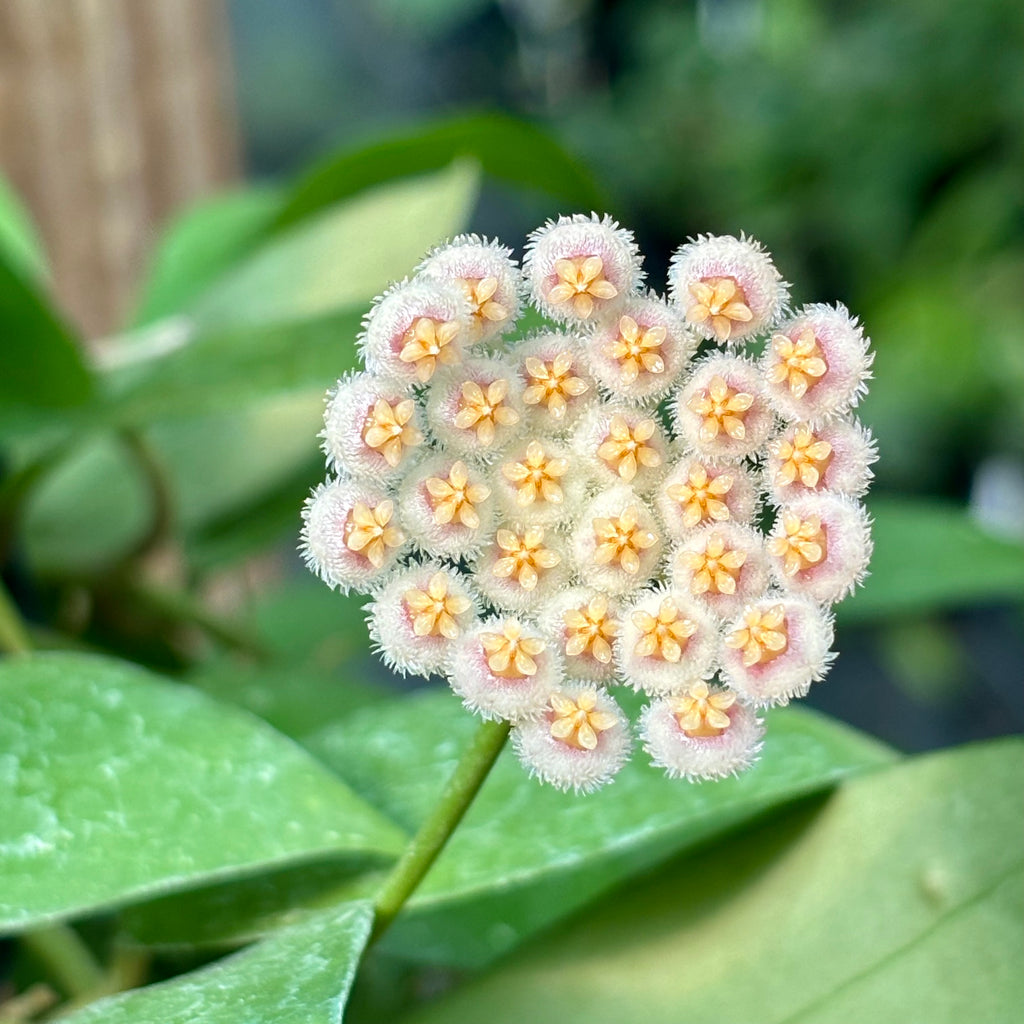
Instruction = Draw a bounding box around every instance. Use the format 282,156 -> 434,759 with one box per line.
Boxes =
302,216 -> 875,793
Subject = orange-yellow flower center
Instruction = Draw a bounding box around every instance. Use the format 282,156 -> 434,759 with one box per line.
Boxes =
424,461 -> 491,529
685,277 -> 753,341
679,531 -> 747,596
605,315 -> 667,384
670,681 -> 736,738
548,691 -> 619,750
502,441 -> 569,507
453,378 -> 519,446
398,316 -> 461,382
344,500 -> 404,568
479,620 -> 546,679
767,329 -> 828,398
459,276 -> 508,326
563,595 -> 619,665
631,598 -> 697,662
403,572 -> 472,640
362,398 -> 422,468
666,464 -> 735,529
725,603 -> 789,667
768,511 -> 828,576
687,375 -> 755,443
592,506 -> 658,575
491,526 -> 561,591
546,255 -> 619,318
596,414 -> 662,482
769,425 -> 834,489
522,351 -> 589,420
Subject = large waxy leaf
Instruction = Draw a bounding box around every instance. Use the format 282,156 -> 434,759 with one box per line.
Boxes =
274,112 -> 606,230
402,738 -> 1024,1024
61,900 -> 374,1024
0,653 -> 405,933
122,689 -> 893,965
840,497 -> 1024,622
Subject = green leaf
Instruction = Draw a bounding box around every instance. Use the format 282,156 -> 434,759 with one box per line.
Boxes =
132,187 -> 283,325
122,689 -> 893,963
0,653 -> 404,934
274,112 -> 607,231
840,497 -> 1024,623
61,900 -> 374,1024
0,174 -> 47,279
400,739 -> 1024,1024
0,256 -> 93,413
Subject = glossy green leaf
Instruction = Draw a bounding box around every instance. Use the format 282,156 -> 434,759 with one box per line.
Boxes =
403,739 -> 1024,1024
840,497 -> 1024,622
0,653 -> 404,933
274,112 -> 606,231
122,689 -> 893,963
132,186 -> 283,325
62,901 -> 374,1024
0,174 -> 47,279
0,257 -> 93,413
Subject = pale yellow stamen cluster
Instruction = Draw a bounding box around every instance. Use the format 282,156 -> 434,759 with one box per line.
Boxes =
453,379 -> 519,445
596,415 -> 662,482
632,598 -> 697,662
666,464 -> 735,529
362,398 -> 422,468
563,595 -> 619,665
768,511 -> 827,576
398,317 -> 461,382
769,425 -> 833,488
459,276 -> 508,325
592,506 -> 657,575
479,620 -> 545,678
403,572 -> 471,640
549,691 -> 619,750
687,375 -> 755,443
670,681 -> 736,738
725,604 -> 788,667
686,277 -> 753,342
492,526 -> 560,591
767,329 -> 828,398
680,532 -> 747,595
425,461 -> 490,529
502,441 -> 569,507
522,352 -> 589,419
547,255 -> 619,318
344,500 -> 404,568
605,315 -> 666,384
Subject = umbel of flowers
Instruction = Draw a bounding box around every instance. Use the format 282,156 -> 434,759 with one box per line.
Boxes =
302,216 -> 875,793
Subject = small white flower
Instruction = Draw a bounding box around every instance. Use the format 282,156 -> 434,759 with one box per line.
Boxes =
574,404 -> 672,493
763,303 -> 873,423
448,616 -> 563,722
674,354 -> 776,461
766,493 -> 873,605
657,454 -> 760,540
668,233 -> 788,345
491,438 -> 585,529
418,234 -> 522,346
512,685 -> 631,793
514,331 -> 597,434
720,595 -> 835,705
766,418 -> 877,504
472,522 -> 571,614
524,213 -> 643,323
538,587 -> 623,685
641,682 -> 765,781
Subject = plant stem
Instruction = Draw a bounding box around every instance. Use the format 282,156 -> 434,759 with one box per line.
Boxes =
20,926 -> 105,1000
370,718 -> 511,943
0,579 -> 31,654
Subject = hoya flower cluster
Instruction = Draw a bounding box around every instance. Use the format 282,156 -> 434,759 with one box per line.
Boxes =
301,216 -> 875,793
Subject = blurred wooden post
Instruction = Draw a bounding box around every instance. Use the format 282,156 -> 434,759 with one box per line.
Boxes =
0,0 -> 241,339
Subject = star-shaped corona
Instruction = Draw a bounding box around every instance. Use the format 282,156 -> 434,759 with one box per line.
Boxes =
302,218 -> 874,793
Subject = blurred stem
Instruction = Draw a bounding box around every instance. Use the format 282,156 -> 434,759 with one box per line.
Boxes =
0,578 -> 31,654
370,718 -> 510,944
122,579 -> 269,661
118,427 -> 174,562
20,926 -> 104,1001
